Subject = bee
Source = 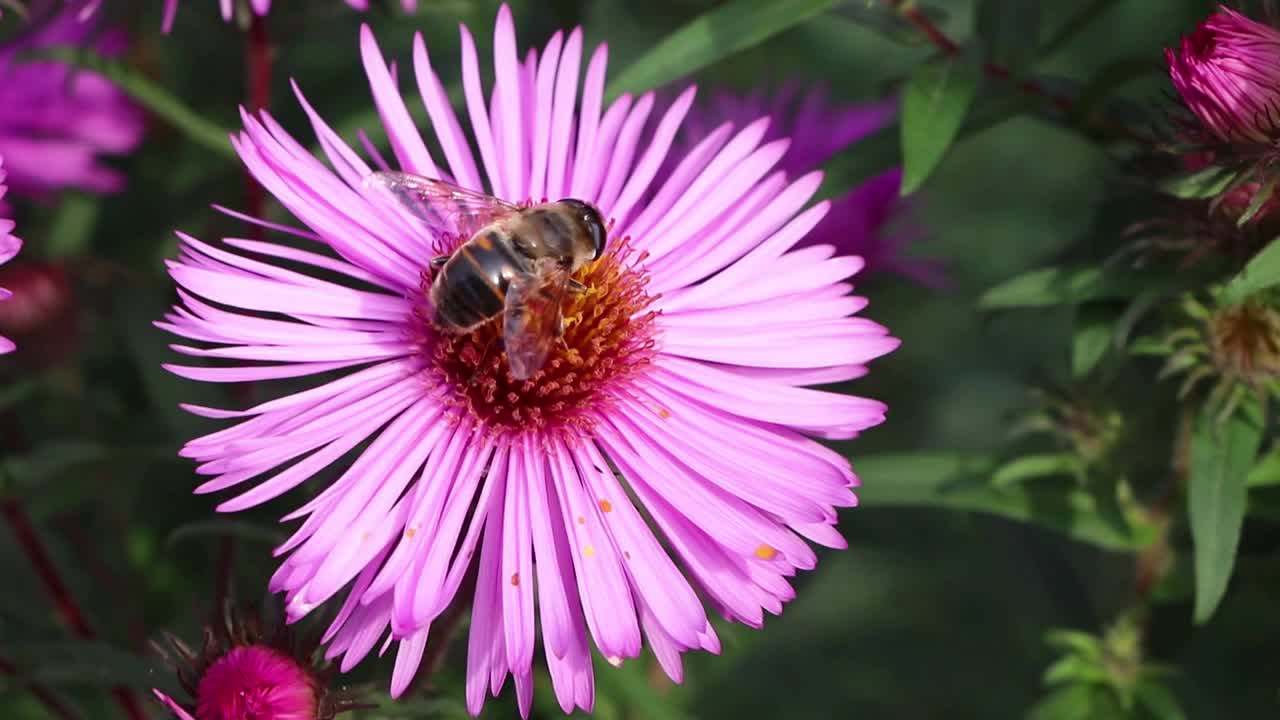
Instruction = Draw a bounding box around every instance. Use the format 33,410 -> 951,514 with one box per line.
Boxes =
363,171 -> 607,380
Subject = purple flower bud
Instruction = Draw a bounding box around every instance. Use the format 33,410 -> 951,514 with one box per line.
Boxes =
1167,6 -> 1280,144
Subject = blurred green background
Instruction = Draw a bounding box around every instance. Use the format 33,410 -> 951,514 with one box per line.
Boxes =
3,0 -> 1277,718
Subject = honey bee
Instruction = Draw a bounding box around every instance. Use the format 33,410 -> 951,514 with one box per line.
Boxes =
363,171 -> 607,380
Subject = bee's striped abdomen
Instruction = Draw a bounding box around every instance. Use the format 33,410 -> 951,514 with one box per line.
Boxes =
431,229 -> 530,332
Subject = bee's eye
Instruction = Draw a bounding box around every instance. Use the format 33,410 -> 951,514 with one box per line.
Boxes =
584,207 -> 606,259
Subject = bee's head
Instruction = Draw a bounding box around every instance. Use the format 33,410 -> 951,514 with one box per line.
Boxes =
560,199 -> 607,261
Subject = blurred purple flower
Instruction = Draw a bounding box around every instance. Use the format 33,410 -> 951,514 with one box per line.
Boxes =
0,156 -> 19,355
1167,6 -> 1280,144
160,4 -> 894,715
678,87 -> 943,286
159,0 -> 418,33
0,2 -> 144,200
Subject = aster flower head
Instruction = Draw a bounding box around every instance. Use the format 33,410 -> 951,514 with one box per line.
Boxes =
0,1 -> 144,198
676,85 -> 941,286
0,155 -> 19,355
1166,6 -> 1280,145
152,605 -> 359,720
160,4 -> 896,716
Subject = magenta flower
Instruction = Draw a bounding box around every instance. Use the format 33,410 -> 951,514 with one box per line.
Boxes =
152,605 -> 358,720
161,4 -> 895,715
1167,6 -> 1280,144
0,156 -> 19,355
678,86 -> 941,286
158,0 -> 418,33
0,2 -> 144,199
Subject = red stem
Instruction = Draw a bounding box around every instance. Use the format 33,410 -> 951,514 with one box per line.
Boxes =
244,12 -> 271,238
0,500 -> 147,720
0,656 -> 80,720
1,501 -> 95,638
892,1 -> 1074,113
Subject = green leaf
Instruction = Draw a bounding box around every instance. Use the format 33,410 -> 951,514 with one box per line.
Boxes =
5,641 -> 159,689
28,47 -> 235,159
1219,236 -> 1280,305
117,286 -> 226,440
1043,656 -> 1107,686
1133,681 -> 1186,720
975,0 -> 1041,70
1158,165 -> 1239,199
1027,684 -> 1093,720
979,266 -> 1132,309
45,193 -> 102,259
605,0 -> 842,100
1067,55 -> 1164,129
1,443 -> 176,496
1073,306 -> 1115,377
1246,448 -> 1280,487
1038,0 -> 1126,60
1237,175 -> 1278,227
819,86 -> 1031,200
165,519 -> 288,549
1189,400 -> 1264,623
1044,630 -> 1103,660
992,453 -> 1084,487
900,53 -> 981,195
853,453 -> 1157,551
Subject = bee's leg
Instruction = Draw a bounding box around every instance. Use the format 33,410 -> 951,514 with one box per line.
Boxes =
430,255 -> 450,269
467,336 -> 499,384
567,279 -> 587,295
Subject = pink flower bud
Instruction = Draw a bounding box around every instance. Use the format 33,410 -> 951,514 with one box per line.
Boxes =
1166,7 -> 1280,144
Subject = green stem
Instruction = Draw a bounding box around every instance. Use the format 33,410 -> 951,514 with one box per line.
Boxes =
30,46 -> 236,160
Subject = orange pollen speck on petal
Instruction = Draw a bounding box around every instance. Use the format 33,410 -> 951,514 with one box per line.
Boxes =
754,544 -> 779,561
599,499 -> 612,513
583,545 -> 596,557
418,238 -> 658,434
510,573 -> 520,587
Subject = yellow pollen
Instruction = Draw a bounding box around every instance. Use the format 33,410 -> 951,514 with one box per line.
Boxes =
658,407 -> 671,419
754,544 -> 778,561
583,545 -> 596,558
599,499 -> 613,513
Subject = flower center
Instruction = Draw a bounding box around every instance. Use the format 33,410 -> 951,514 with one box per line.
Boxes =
195,646 -> 319,720
418,238 -> 657,433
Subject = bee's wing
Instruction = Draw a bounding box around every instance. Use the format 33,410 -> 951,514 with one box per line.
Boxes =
362,171 -> 519,241
503,258 -> 570,380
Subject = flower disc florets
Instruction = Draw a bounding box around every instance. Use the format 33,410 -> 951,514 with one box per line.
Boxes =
421,239 -> 657,433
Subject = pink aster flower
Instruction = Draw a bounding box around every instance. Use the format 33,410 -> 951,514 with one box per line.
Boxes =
157,0 -> 417,33
160,4 -> 895,716
0,2 -> 144,199
678,86 -> 942,286
1167,6 -> 1280,144
0,156 -> 19,355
